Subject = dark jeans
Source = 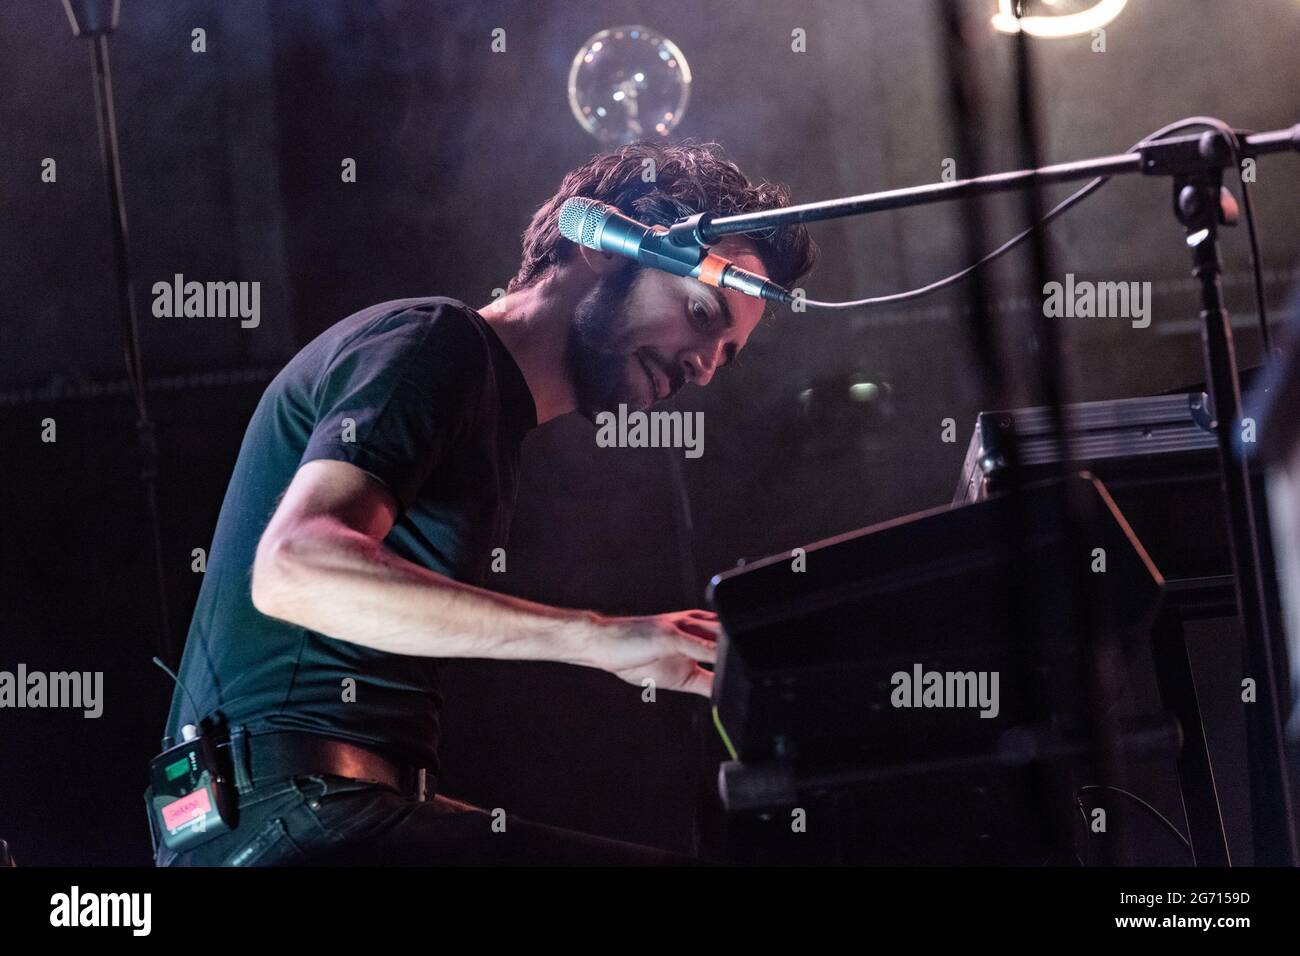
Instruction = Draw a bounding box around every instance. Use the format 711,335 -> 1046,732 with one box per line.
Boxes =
153,773 -> 698,866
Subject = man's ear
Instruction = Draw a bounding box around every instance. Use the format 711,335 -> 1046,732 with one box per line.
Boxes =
576,243 -> 627,276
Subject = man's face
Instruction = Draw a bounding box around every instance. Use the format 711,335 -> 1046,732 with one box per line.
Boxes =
567,236 -> 769,422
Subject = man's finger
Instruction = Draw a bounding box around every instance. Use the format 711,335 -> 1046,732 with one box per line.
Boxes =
680,665 -> 714,698
674,629 -> 718,662
676,617 -> 720,640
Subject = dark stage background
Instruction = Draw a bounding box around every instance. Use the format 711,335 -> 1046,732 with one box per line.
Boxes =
2,0 -> 1298,864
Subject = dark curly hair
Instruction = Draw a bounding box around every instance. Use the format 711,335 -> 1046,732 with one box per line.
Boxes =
509,140 -> 817,294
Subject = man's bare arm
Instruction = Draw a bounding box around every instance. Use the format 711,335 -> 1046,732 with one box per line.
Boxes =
250,459 -> 717,695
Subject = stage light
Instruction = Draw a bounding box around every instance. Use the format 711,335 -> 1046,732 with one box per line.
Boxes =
990,0 -> 1129,38
567,26 -> 691,144
848,381 -> 880,402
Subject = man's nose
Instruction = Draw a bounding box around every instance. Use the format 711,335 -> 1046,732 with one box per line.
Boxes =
682,346 -> 719,387
686,340 -> 728,390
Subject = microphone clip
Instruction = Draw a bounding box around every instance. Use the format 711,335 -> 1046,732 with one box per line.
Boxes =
665,212 -> 717,250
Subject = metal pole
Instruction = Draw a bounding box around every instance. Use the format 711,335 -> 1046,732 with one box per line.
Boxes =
77,10 -> 174,660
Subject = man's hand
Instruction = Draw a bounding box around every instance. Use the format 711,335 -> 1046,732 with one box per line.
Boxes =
585,610 -> 720,698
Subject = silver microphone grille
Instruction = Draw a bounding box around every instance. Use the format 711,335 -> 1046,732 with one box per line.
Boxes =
558,196 -> 607,250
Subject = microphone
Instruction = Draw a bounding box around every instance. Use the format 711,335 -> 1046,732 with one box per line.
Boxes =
558,197 -> 793,304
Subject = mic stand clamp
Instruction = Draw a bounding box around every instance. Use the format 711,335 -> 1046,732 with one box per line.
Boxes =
666,212 -> 716,250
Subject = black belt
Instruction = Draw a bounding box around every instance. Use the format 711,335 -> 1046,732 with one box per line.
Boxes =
219,730 -> 429,801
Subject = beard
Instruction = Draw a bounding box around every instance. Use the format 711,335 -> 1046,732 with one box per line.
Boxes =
566,264 -> 646,423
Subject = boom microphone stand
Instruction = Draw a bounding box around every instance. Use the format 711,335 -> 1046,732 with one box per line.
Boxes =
675,123 -> 1300,865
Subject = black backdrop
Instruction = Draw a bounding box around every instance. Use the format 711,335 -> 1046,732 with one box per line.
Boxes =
2,0 -> 1298,864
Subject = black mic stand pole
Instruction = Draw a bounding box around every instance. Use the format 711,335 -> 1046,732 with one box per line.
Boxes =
1005,3 -> 1131,866
63,0 -> 174,661
934,0 -> 1091,866
1173,144 -> 1295,866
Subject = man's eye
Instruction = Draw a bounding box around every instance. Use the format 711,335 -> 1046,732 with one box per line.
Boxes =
690,300 -> 710,326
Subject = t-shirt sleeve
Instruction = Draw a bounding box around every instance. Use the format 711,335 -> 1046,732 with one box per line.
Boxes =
300,305 -> 488,510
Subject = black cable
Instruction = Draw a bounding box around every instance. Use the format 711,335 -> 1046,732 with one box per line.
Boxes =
152,656 -> 202,728
1077,784 -> 1193,859
1192,118 -> 1272,355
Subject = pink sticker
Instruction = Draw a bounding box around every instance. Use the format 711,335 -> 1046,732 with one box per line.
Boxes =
161,788 -> 212,832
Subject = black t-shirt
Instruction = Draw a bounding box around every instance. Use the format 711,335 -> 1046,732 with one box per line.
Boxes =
162,297 -> 537,773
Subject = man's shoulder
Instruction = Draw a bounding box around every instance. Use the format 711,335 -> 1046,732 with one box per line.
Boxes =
351,295 -> 481,324
261,297 -> 492,413
319,296 -> 494,375
338,296 -> 487,346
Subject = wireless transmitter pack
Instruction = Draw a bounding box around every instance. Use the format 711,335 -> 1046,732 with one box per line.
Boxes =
148,719 -> 238,853
146,657 -> 239,853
